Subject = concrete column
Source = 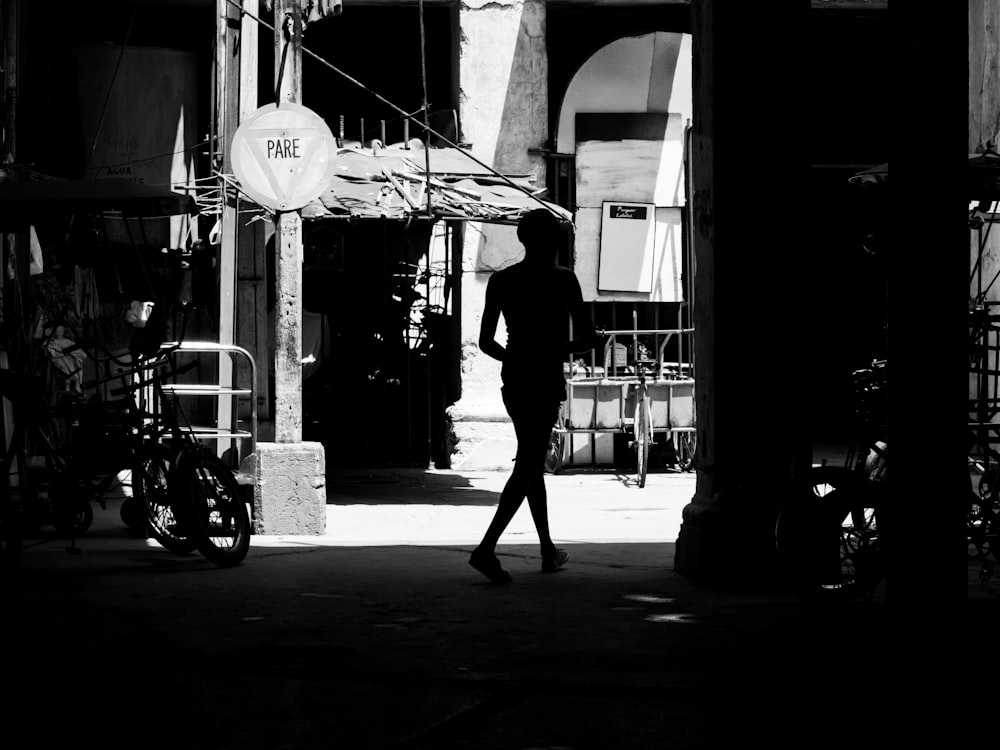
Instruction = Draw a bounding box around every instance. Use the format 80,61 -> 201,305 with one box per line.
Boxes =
887,5 -> 967,608
450,0 -> 548,465
674,0 -> 813,589
253,0 -> 325,533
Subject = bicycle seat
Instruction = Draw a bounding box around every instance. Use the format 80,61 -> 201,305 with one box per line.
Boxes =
634,358 -> 658,373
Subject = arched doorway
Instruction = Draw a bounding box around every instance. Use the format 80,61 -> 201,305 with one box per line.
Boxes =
555,31 -> 692,155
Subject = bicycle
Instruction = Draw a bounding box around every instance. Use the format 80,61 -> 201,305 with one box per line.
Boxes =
1,340 -> 250,568
0,366 -> 106,542
774,360 -> 888,602
94,352 -> 200,555
0,347 -> 196,552
112,348 -> 251,567
630,356 -> 656,488
549,325 -> 696,482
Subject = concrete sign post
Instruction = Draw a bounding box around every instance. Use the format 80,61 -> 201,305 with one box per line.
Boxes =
232,102 -> 335,444
242,0 -> 331,535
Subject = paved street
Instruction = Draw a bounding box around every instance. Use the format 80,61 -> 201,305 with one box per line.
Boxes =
4,464 -> 987,749
319,466 -> 693,547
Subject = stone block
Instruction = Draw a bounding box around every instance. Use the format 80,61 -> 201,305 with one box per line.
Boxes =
254,441 -> 326,535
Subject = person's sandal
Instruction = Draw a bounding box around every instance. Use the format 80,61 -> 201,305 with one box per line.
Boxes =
542,548 -> 569,573
469,548 -> 512,584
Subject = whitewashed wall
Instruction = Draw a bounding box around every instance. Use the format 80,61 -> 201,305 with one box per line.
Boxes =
557,32 -> 693,303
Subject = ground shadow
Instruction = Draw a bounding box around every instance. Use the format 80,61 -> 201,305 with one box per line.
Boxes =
327,468 -> 502,506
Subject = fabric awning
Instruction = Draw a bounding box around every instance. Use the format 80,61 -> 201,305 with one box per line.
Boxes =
0,177 -> 197,231
295,145 -> 569,223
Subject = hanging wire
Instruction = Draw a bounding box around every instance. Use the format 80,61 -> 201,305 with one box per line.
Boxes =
418,0 -> 432,218
86,136 -> 217,172
223,0 -> 558,216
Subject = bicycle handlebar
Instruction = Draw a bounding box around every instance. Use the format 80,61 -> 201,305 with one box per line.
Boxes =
595,327 -> 694,337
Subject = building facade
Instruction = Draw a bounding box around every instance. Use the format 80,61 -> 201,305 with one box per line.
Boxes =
13,2 -> 976,605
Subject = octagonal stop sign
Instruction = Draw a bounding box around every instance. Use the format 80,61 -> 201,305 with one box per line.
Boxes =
231,102 -> 337,211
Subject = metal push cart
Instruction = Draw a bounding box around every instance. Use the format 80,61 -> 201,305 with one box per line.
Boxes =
548,319 -> 696,487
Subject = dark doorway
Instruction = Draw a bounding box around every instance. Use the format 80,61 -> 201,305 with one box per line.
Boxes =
295,218 -> 460,470
258,4 -> 460,148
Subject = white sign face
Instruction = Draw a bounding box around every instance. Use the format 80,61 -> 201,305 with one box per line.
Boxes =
231,102 -> 337,211
598,201 -> 655,293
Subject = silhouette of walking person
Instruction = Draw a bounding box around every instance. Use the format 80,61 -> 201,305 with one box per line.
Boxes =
469,208 -> 600,583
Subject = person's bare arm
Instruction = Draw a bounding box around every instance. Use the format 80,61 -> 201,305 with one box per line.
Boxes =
478,275 -> 506,362
564,275 -> 602,355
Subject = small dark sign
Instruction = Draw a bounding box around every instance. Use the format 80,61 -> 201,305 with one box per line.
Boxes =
609,205 -> 647,220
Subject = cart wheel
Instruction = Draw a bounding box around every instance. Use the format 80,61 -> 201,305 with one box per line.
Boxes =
119,497 -> 145,530
636,401 -> 650,488
171,447 -> 250,567
676,431 -> 697,472
136,448 -> 198,555
52,496 -> 94,536
544,430 -> 564,474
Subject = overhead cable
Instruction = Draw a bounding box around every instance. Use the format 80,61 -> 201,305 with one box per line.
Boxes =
223,0 -> 558,217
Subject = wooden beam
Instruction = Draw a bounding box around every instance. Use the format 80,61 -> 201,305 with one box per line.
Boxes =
234,1 -> 268,429
216,0 -> 240,457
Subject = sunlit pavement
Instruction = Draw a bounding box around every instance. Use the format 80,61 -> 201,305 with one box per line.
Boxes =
268,467 -> 695,548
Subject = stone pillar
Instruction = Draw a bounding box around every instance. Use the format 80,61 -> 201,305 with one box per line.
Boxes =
449,0 -> 548,464
674,0 -> 813,589
253,0 -> 326,534
887,5 -> 966,608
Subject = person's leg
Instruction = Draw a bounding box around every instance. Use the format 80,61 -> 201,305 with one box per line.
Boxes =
518,401 -> 568,571
477,399 -> 541,552
470,389 -> 534,582
525,469 -> 552,553
522,405 -> 559,553
471,393 -> 567,581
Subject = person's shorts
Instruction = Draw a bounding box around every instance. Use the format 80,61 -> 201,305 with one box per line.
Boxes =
501,384 -> 563,429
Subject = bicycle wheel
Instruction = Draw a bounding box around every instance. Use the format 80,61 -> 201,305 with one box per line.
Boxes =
967,491 -> 999,561
171,447 -> 250,567
674,430 -> 697,472
775,466 -> 882,602
544,428 -> 564,474
636,397 -> 651,488
134,446 -> 197,555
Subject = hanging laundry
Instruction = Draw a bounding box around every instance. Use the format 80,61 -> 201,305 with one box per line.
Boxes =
28,225 -> 43,276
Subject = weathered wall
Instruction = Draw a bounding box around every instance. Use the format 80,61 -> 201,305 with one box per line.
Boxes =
556,31 -> 693,152
558,33 -> 692,302
451,0 -> 549,460
72,45 -> 199,251
460,0 -> 548,183
970,1 -> 1000,153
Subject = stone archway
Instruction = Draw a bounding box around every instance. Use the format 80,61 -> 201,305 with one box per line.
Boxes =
554,31 -> 693,155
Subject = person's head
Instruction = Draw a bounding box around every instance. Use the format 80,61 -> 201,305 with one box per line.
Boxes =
517,208 -> 560,264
